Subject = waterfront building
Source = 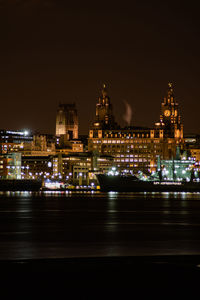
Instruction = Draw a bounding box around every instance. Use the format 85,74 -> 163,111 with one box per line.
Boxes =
157,147 -> 195,181
21,138 -> 93,183
88,84 -> 184,174
160,157 -> 195,181
52,152 -> 113,185
21,155 -> 53,180
189,148 -> 200,164
0,152 -> 21,179
183,134 -> 200,168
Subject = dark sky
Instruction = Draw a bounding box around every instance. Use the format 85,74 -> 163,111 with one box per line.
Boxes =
1,0 -> 200,135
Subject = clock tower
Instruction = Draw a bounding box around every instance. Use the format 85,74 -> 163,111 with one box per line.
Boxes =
158,83 -> 183,139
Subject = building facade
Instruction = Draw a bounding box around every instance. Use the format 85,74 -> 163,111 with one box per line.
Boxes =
21,155 -> 53,180
0,153 -> 21,179
22,134 -> 56,156
0,130 -> 33,154
52,152 -> 113,185
88,83 -> 184,174
155,82 -> 183,139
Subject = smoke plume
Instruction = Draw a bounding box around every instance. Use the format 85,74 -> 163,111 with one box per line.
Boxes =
123,100 -> 132,126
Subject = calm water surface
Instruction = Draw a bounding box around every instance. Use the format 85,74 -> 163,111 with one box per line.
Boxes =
0,191 -> 200,260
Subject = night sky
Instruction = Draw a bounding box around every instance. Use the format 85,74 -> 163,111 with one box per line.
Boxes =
1,0 -> 200,135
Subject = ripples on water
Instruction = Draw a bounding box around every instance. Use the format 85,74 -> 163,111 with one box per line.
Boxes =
0,191 -> 200,259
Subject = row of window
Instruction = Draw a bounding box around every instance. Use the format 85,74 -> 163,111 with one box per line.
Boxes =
93,139 -> 157,144
104,133 -> 150,138
114,159 -> 150,163
116,154 -> 151,158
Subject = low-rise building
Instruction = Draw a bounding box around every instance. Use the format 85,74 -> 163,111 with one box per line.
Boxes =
21,155 -> 53,180
0,129 -> 33,154
52,152 -> 113,185
23,134 -> 56,156
0,153 -> 21,179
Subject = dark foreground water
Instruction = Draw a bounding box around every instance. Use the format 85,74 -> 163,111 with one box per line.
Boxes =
1,190 -> 200,260
1,191 -> 200,297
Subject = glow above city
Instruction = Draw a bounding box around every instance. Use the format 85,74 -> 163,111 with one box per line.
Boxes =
0,1 -> 200,134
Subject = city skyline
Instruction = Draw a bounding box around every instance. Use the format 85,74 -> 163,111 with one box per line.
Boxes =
0,82 -> 198,137
1,1 -> 200,134
1,2 -> 200,293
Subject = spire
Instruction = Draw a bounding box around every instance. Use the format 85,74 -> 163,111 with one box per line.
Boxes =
167,82 -> 174,97
93,83 -> 117,129
102,83 -> 108,98
168,82 -> 173,89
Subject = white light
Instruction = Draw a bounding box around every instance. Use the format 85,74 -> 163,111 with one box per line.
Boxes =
24,130 -> 29,136
108,171 -> 114,176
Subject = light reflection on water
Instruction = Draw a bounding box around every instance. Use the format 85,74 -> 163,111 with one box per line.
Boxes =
0,191 -> 200,259
0,190 -> 200,205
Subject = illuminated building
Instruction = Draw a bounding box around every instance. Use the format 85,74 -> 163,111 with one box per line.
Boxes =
160,157 -> 195,181
184,134 -> 200,168
20,135 -> 56,180
0,153 -> 21,179
55,103 -> 84,153
52,152 -> 113,185
56,139 -> 84,154
21,155 -> 53,180
155,82 -> 183,139
92,84 -> 118,130
23,134 -> 56,156
189,148 -> 200,163
0,131 -> 54,180
0,129 -> 33,154
56,103 -> 78,141
158,147 -> 195,181
88,83 -> 184,174
21,139 -> 86,183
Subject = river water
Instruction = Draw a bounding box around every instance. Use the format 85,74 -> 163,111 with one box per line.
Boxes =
1,190 -> 200,260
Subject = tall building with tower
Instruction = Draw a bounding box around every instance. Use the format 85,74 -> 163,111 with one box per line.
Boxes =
91,84 -> 118,130
155,82 -> 183,139
88,83 -> 184,174
56,103 -> 78,140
